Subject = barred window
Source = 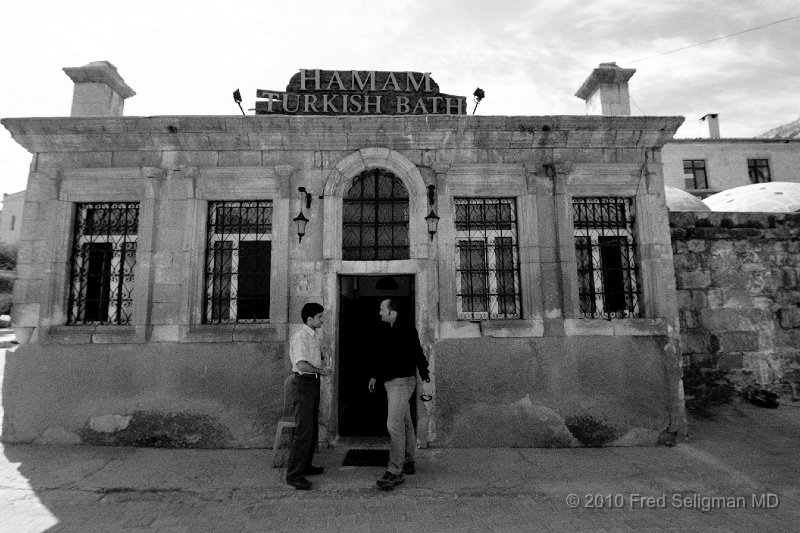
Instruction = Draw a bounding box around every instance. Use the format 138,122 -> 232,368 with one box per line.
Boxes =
342,168 -> 409,260
573,197 -> 640,319
454,198 -> 521,319
747,159 -> 771,184
204,201 -> 272,323
682,159 -> 708,189
68,202 -> 139,325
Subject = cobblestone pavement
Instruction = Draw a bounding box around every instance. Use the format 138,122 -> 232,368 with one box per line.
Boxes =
2,341 -> 799,532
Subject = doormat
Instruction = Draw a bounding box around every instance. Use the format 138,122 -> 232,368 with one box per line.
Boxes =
342,449 -> 389,467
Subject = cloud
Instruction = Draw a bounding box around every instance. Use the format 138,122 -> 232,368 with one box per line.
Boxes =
2,0 -> 799,194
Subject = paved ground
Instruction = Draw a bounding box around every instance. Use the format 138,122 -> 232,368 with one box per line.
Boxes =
2,342 -> 799,532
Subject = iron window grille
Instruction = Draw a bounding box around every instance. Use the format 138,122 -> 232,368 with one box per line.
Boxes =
204,201 -> 272,324
67,202 -> 139,325
572,197 -> 640,319
454,198 -> 521,319
342,168 -> 410,260
683,159 -> 708,189
747,159 -> 771,184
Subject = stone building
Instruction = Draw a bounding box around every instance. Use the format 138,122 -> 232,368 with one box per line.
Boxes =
1,61 -> 686,448
0,190 -> 25,246
662,114 -> 800,197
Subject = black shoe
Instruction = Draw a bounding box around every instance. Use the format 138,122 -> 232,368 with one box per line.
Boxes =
286,477 -> 312,490
376,471 -> 404,490
304,465 -> 325,475
402,461 -> 416,475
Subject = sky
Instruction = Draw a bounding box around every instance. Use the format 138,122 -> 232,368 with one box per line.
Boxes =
1,0 -> 799,199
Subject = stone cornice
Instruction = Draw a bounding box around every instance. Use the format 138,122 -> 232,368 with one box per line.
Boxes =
1,115 -> 685,154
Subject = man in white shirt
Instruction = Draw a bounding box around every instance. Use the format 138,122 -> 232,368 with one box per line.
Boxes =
285,302 -> 331,490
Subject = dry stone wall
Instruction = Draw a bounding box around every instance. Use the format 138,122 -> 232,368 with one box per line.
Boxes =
670,212 -> 800,404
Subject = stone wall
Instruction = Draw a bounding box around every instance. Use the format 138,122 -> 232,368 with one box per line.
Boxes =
670,212 -> 800,401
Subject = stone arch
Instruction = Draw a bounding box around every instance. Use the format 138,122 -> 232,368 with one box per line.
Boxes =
322,148 -> 429,260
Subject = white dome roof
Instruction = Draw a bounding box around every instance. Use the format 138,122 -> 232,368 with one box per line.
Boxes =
703,182 -> 800,212
664,186 -> 710,211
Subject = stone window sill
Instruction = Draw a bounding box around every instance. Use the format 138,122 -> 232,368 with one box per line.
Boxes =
440,319 -> 544,339
564,318 -> 668,336
181,323 -> 287,343
41,325 -> 142,344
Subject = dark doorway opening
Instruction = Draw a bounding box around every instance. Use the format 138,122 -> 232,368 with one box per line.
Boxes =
338,275 -> 415,437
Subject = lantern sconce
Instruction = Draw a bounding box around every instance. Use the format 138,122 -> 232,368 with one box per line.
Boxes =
293,186 -> 312,243
425,184 -> 440,241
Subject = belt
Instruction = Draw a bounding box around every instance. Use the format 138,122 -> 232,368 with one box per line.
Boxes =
294,372 -> 319,379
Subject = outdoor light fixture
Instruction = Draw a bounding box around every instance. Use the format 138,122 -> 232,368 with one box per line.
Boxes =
472,87 -> 485,115
233,89 -> 245,115
424,209 -> 440,241
293,187 -> 312,243
424,184 -> 439,240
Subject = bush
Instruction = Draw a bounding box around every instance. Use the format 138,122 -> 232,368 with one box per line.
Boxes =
683,361 -> 735,414
0,243 -> 17,270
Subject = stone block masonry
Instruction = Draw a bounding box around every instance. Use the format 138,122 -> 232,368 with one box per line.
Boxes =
670,212 -> 800,400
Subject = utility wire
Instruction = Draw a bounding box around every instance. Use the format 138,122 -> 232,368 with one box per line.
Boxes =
629,94 -> 647,116
628,14 -> 800,63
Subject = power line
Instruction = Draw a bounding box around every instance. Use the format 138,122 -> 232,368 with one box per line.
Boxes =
628,14 -> 800,64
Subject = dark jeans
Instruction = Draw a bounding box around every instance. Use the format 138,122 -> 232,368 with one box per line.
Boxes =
286,374 -> 320,481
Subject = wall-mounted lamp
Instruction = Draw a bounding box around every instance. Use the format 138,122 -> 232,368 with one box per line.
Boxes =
425,209 -> 440,241
472,87 -> 485,115
425,184 -> 439,240
293,187 -> 312,243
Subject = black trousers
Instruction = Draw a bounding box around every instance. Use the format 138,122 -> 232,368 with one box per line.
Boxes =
286,374 -> 320,481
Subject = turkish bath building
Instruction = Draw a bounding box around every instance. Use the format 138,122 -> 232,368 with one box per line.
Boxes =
1,62 -> 686,448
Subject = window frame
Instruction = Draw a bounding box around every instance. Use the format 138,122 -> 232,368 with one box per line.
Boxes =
682,159 -> 709,189
67,202 -> 139,326
572,196 -> 641,320
747,158 -> 771,184
203,200 -> 273,324
341,168 -> 410,261
453,197 -> 522,320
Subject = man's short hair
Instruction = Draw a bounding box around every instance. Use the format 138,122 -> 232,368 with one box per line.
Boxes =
301,302 -> 324,324
383,298 -> 399,314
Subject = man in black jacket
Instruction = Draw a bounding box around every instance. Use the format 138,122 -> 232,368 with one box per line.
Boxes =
368,297 -> 430,490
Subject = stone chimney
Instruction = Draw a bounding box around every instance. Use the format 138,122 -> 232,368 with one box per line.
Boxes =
575,62 -> 636,115
62,61 -> 135,116
701,113 -> 721,138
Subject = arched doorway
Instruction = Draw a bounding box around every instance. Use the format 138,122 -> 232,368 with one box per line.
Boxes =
338,275 -> 415,436
320,148 -> 433,440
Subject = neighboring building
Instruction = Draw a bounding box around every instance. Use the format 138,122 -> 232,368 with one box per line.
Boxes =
662,114 -> 800,197
0,190 -> 25,245
0,61 -> 686,448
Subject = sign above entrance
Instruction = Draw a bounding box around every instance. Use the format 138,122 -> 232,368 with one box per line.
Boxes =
256,69 -> 467,116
